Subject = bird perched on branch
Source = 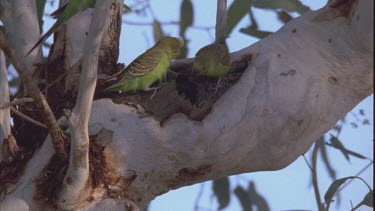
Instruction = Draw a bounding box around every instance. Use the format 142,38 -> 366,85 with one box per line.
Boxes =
100,36 -> 184,93
193,41 -> 231,93
27,0 -> 96,55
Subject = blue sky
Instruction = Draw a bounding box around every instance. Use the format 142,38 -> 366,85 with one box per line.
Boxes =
40,0 -> 373,210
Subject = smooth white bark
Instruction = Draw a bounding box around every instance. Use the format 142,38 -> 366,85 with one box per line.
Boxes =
0,0 -> 43,70
0,50 -> 10,163
58,1 -> 113,210
0,1 -> 373,210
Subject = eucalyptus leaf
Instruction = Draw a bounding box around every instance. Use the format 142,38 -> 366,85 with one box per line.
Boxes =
227,0 -> 252,36
152,19 -> 164,43
239,27 -> 272,39
253,0 -> 310,14
179,0 -> 194,37
36,0 -> 47,33
234,186 -> 253,211
213,177 -> 230,210
248,182 -> 270,211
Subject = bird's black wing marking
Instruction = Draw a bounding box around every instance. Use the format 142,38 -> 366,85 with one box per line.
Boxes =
126,48 -> 162,77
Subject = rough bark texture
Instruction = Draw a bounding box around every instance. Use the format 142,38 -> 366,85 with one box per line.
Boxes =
0,0 -> 373,210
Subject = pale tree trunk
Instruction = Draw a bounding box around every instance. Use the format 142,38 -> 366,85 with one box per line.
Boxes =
0,0 -> 373,210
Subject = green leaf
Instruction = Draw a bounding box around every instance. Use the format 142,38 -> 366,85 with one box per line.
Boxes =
325,176 -> 371,211
319,137 -> 336,180
282,210 -> 314,211
248,9 -> 259,29
248,182 -> 270,211
332,124 -> 342,133
329,134 -> 350,161
227,0 -> 252,36
276,10 -> 293,23
350,122 -> 358,128
325,177 -> 357,211
212,177 -> 230,210
123,3 -> 132,13
36,0 -> 47,33
362,190 -> 373,207
345,149 -> 367,160
328,134 -> 367,161
362,119 -> 370,125
239,27 -> 272,39
179,0 -> 194,37
253,0 -> 310,14
152,19 -> 164,43
351,190 -> 373,210
234,186 -> 253,211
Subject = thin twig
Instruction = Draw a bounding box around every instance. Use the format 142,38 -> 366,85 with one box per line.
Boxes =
128,0 -> 149,8
303,154 -> 313,172
350,111 -> 360,122
0,29 -> 65,156
194,183 -> 205,211
40,72 -> 67,94
122,20 -> 214,30
0,98 -> 33,109
10,106 -> 47,129
336,159 -> 374,193
146,3 -> 156,18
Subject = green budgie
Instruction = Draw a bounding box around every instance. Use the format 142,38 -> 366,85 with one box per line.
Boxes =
27,0 -> 96,55
101,36 -> 184,93
193,41 -> 231,77
193,41 -> 231,93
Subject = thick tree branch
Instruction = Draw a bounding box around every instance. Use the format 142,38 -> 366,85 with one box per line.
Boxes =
0,0 -> 43,69
88,0 -> 372,208
0,31 -> 65,156
57,0 -> 113,209
9,106 -> 47,129
0,0 -> 372,210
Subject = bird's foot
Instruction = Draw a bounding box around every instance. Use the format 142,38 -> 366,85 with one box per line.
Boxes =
148,82 -> 168,99
168,70 -> 179,76
213,78 -> 222,95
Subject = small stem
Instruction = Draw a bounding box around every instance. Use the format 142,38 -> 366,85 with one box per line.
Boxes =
0,29 -> 65,156
215,0 -> 227,42
337,160 -> 374,193
194,183 -> 205,211
312,140 -> 324,211
303,154 -> 313,172
0,98 -> 33,108
10,106 -> 47,129
122,20 -> 214,30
